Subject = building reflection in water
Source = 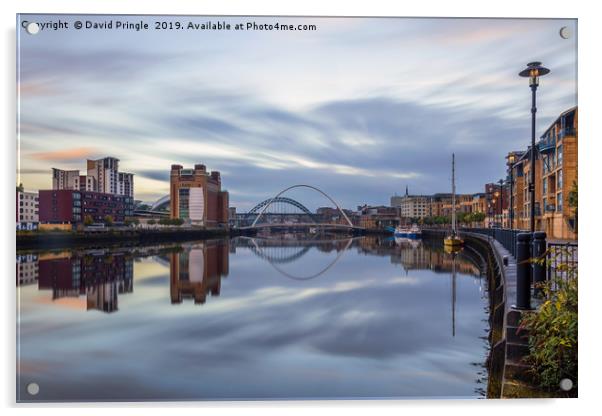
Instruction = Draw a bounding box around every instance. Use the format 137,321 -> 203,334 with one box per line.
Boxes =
170,240 -> 230,304
357,236 -> 482,338
16,253 -> 39,286
36,252 -> 134,313
355,236 -> 481,277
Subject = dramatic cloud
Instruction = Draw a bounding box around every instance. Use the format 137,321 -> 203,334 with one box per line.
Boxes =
17,15 -> 577,209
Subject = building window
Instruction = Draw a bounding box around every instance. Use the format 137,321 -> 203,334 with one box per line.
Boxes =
543,178 -> 547,195
557,169 -> 563,189
557,145 -> 563,165
557,192 -> 563,212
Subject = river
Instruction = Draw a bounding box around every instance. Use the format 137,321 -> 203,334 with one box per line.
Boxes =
16,235 -> 489,401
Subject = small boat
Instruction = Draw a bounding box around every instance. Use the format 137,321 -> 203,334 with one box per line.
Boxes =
444,153 -> 464,248
394,224 -> 422,239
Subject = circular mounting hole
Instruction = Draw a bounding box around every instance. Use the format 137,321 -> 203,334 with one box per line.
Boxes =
559,378 -> 573,391
27,382 -> 40,395
26,22 -> 40,35
559,26 -> 571,39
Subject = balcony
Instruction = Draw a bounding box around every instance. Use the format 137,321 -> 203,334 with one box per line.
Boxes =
545,204 -> 556,213
538,136 -> 556,153
559,126 -> 576,139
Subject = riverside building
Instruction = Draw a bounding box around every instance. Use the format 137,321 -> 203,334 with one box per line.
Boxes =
16,189 -> 39,230
508,106 -> 577,239
169,164 -> 229,227
38,189 -> 134,228
52,156 -> 134,198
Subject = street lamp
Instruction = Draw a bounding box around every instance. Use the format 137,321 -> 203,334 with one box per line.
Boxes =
498,179 -> 504,228
519,61 -> 550,233
506,153 -> 516,230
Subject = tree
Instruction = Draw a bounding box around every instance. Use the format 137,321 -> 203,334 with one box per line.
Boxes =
148,219 -> 156,225
16,183 -> 24,192
457,212 -> 469,224
104,215 -> 114,226
473,212 -> 486,223
83,215 -> 94,226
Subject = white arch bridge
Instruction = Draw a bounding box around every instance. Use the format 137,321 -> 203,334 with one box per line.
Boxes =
240,184 -> 362,232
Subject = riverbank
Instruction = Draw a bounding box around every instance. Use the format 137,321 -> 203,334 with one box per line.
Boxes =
422,229 -> 559,398
17,226 -> 393,251
16,227 -> 256,251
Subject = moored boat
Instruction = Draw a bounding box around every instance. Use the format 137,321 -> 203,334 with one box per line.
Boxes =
394,224 -> 422,239
445,153 -> 464,248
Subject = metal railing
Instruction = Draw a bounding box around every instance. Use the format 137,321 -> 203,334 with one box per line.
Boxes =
461,227 -> 527,258
461,228 -> 577,308
546,242 -> 578,290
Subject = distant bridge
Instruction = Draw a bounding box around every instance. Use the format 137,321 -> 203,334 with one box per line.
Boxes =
240,184 -> 361,232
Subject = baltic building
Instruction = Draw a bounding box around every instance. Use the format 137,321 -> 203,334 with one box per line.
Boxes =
170,164 -> 229,226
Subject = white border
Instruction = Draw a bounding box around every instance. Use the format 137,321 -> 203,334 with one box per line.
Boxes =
2,0 -> 600,414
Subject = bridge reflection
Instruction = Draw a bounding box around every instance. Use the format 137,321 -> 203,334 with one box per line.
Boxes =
243,236 -> 354,280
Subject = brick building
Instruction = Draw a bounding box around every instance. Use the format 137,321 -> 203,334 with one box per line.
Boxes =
39,189 -> 134,227
508,106 -> 577,239
170,164 -> 229,226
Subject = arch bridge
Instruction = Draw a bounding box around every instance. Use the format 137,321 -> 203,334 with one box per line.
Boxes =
240,185 -> 360,231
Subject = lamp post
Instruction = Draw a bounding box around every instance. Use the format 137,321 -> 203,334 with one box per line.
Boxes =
506,153 -> 516,230
519,62 -> 550,233
498,179 -> 504,228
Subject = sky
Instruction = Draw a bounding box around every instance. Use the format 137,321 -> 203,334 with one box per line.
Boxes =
17,15 -> 577,211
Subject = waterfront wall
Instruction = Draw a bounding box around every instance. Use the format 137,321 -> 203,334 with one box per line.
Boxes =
15,228 -> 251,250
422,229 -> 507,398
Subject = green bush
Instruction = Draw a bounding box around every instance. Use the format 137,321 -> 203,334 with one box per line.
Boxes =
520,256 -> 577,394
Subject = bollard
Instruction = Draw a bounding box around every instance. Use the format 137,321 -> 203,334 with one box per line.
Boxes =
515,233 -> 532,309
532,231 -> 547,287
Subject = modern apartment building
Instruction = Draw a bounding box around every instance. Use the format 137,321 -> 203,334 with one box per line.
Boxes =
508,107 -> 577,239
170,164 -> 229,226
16,189 -> 39,230
52,168 -> 80,190
52,157 -> 134,198
76,175 -> 97,192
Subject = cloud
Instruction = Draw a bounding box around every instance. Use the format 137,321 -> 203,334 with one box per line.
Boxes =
29,147 -> 98,162
16,16 -> 577,208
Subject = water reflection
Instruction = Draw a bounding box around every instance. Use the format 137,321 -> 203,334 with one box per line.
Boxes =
18,251 -> 134,313
169,241 -> 229,304
17,236 -> 488,401
20,237 -> 482,315
244,236 -> 353,280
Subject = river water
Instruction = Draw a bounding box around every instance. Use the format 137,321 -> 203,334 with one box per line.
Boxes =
16,236 -> 489,401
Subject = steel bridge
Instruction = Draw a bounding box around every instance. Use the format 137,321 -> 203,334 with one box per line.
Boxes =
240,184 -> 360,231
